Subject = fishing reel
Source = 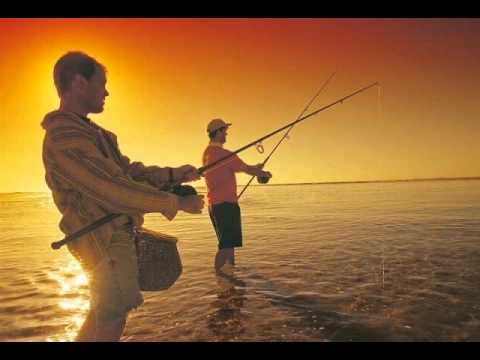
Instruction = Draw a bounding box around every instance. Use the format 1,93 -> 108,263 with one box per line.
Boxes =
160,182 -> 198,196
257,175 -> 270,184
170,184 -> 198,196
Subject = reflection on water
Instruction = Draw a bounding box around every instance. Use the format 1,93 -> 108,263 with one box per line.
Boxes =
45,260 -> 89,342
1,181 -> 480,341
207,268 -> 248,340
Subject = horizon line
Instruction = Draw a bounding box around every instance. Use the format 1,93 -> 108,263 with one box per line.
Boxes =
2,176 -> 479,194
245,176 -> 480,187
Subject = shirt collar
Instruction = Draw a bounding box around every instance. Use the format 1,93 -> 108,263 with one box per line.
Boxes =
73,113 -> 102,131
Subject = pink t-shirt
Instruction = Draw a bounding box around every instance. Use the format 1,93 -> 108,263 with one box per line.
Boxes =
202,143 -> 247,206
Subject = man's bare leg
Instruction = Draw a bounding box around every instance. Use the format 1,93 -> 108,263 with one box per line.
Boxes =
75,310 -> 127,342
215,248 -> 231,272
75,310 -> 97,342
94,314 -> 127,342
215,248 -> 235,272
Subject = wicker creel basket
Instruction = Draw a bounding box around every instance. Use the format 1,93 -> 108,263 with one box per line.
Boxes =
135,228 -> 182,291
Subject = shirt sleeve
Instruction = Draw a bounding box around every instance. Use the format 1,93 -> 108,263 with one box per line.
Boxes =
106,131 -> 171,189
45,126 -> 179,220
225,151 -> 247,173
203,147 -> 247,173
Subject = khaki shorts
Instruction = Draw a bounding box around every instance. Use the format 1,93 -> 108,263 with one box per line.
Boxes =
88,226 -> 144,322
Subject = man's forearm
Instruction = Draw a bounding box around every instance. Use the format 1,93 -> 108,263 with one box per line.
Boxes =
243,165 -> 263,177
52,148 -> 179,220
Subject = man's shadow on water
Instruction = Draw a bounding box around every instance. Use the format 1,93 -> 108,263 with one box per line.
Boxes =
208,265 -> 407,342
206,268 -> 249,339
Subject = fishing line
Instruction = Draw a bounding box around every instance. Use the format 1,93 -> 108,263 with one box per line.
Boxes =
377,83 -> 385,290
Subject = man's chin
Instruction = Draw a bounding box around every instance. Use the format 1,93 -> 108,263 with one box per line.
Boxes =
91,106 -> 104,114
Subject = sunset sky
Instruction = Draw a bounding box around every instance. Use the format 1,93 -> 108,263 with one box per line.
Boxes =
1,18 -> 479,192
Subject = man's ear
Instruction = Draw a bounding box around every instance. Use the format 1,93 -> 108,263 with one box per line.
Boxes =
71,74 -> 88,93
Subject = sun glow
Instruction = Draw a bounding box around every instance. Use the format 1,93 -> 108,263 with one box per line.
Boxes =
1,18 -> 479,192
46,259 -> 90,341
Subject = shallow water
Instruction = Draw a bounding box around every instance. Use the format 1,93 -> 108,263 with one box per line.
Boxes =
1,180 -> 480,341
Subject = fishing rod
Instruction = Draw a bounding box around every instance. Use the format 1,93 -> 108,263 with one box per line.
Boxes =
197,81 -> 379,175
238,71 -> 337,199
51,81 -> 379,250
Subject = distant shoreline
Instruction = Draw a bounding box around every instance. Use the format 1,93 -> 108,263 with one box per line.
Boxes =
247,176 -> 480,187
2,176 -> 479,194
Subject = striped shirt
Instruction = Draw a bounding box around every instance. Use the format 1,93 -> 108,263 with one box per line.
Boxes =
42,110 -> 179,270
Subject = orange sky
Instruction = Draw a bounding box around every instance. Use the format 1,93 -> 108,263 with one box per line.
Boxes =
1,18 -> 479,192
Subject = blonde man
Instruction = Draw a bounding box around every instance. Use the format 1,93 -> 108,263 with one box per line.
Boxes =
42,51 -> 204,341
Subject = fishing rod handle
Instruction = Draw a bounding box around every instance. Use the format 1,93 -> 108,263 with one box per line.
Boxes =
51,239 -> 68,250
50,213 -> 122,250
50,184 -> 198,250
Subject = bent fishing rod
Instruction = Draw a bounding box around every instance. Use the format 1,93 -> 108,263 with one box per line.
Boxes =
51,81 -> 379,250
238,71 -> 337,199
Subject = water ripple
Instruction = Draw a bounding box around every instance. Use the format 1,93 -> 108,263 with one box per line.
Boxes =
1,181 -> 480,341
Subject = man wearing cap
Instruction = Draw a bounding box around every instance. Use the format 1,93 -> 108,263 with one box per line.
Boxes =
202,118 -> 272,273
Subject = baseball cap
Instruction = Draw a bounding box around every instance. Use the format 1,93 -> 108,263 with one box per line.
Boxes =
207,118 -> 232,134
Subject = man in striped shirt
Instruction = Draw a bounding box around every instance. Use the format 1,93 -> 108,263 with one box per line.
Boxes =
42,51 -> 204,341
202,119 -> 272,274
